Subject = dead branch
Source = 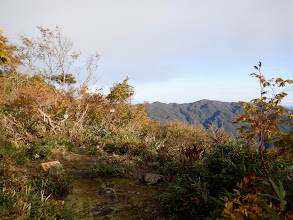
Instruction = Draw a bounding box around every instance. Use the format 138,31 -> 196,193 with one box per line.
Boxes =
38,108 -> 56,134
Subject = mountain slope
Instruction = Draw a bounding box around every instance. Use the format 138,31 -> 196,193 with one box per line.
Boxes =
146,99 -> 244,135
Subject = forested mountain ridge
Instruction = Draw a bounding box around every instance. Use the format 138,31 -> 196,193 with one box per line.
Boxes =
146,99 -> 244,135
146,99 -> 293,136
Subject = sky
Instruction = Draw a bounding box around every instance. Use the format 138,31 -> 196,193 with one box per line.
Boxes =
1,0 -> 293,105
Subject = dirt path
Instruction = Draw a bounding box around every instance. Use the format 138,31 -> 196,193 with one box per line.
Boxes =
65,177 -> 162,219
46,147 -> 166,219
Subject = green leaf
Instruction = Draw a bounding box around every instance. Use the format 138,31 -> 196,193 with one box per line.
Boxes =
261,214 -> 272,220
259,201 -> 278,217
270,179 -> 281,199
16,215 -> 28,220
278,180 -> 285,200
259,193 -> 278,200
209,196 -> 224,205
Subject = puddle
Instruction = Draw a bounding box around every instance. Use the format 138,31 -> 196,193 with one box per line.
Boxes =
64,176 -> 161,219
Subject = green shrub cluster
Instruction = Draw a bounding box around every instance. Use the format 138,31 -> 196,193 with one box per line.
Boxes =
0,167 -> 71,219
32,168 -> 74,198
89,156 -> 134,177
158,144 -> 261,218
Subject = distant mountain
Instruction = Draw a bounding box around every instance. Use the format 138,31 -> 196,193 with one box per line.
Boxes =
146,99 -> 293,136
146,99 -> 244,136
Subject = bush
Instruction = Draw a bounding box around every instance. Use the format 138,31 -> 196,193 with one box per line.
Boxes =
103,139 -> 154,157
24,142 -> 52,160
0,169 -> 71,219
160,120 -> 212,151
90,156 -> 125,177
0,137 -> 29,164
32,168 -> 74,198
159,144 -> 261,218
220,173 -> 293,219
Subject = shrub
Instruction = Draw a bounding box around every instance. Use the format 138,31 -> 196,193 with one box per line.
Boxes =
160,120 -> 212,151
32,168 -> 74,198
103,138 -> 154,157
221,174 -> 293,219
24,142 -> 52,160
90,156 -> 125,177
159,144 -> 261,218
0,169 -> 70,219
0,137 -> 29,164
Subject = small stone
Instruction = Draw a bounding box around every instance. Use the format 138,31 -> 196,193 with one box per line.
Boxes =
115,166 -> 125,174
106,182 -> 115,188
50,163 -> 63,170
140,173 -> 164,185
147,162 -> 155,167
98,187 -> 116,200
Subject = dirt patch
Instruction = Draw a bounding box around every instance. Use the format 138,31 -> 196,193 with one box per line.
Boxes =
18,146 -> 166,219
64,177 -> 164,220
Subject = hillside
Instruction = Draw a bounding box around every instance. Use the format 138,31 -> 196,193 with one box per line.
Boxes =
146,99 -> 293,136
146,99 -> 244,136
2,27 -> 293,220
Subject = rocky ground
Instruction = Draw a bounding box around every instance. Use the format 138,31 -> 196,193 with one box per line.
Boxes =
24,146 -> 167,220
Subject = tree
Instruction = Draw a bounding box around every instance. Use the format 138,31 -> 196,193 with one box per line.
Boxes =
0,30 -> 23,106
0,30 -> 21,77
106,77 -> 134,105
235,62 -> 293,189
37,26 -> 80,90
19,26 -> 100,91
105,77 -> 135,130
235,62 -> 293,150
0,30 -> 11,66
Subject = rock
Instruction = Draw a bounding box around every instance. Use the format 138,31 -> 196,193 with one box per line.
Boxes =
106,182 -> 115,188
115,166 -> 125,174
50,163 -> 63,171
147,162 -> 156,167
97,207 -> 114,217
98,187 -> 116,200
140,173 -> 164,185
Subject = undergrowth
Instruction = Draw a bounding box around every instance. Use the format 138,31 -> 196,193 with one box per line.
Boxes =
1,28 -> 293,219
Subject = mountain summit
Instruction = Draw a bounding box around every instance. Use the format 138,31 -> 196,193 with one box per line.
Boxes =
146,99 -> 244,135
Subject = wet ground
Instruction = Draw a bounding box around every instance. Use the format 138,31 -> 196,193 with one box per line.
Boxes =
20,146 -> 166,219
65,177 -> 162,220
49,147 -> 166,219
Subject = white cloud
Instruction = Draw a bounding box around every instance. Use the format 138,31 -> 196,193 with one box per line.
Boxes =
1,0 -> 293,102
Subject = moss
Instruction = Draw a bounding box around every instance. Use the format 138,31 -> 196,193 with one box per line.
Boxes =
64,177 -> 160,219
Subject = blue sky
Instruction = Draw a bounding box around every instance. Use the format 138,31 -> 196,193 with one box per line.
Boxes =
1,0 -> 293,105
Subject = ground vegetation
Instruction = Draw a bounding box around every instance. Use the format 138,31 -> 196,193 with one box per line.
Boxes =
1,28 -> 293,219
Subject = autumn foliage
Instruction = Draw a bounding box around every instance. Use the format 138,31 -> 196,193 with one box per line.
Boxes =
0,28 -> 293,219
